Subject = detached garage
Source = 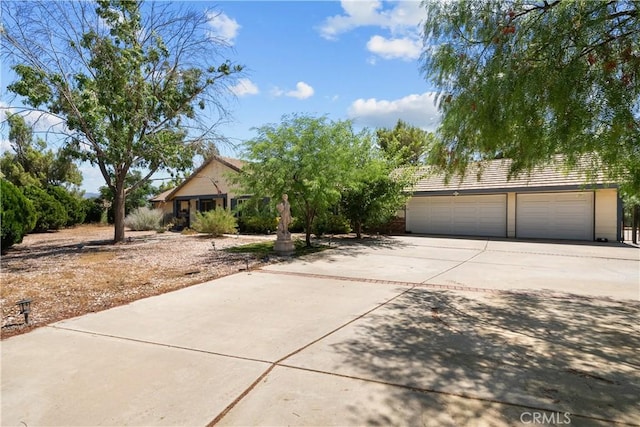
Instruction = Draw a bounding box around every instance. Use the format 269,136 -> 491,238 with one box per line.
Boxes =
405,158 -> 622,242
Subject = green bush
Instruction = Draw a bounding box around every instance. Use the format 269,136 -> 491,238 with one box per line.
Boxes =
289,216 -> 305,233
22,185 -> 68,232
192,209 -> 237,236
1,179 -> 36,250
124,206 -> 163,231
47,185 -> 86,226
312,212 -> 351,237
82,197 -> 107,223
239,214 -> 278,234
237,201 -> 278,234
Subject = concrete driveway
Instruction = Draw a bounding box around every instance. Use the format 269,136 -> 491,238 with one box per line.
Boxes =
2,236 -> 639,426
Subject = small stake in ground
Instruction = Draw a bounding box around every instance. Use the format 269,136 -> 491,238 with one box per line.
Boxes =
16,299 -> 32,325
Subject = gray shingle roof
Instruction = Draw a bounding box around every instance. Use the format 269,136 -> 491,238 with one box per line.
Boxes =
149,188 -> 174,202
410,157 -> 616,194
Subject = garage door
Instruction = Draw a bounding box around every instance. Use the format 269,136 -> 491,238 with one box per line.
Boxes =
406,194 -> 507,237
516,192 -> 594,240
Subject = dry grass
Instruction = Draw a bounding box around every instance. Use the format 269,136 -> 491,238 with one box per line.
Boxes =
1,224 -> 275,339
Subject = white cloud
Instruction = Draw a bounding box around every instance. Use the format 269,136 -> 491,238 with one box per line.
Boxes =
230,78 -> 259,97
1,102 -> 68,137
286,82 -> 314,100
270,87 -> 285,97
347,92 -> 441,131
78,163 -> 106,194
206,11 -> 241,45
318,1 -> 426,40
271,82 -> 315,100
366,35 -> 421,61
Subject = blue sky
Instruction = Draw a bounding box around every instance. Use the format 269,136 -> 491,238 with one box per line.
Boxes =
1,1 -> 440,193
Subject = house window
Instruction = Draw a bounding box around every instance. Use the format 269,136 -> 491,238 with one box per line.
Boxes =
232,197 -> 251,216
200,199 -> 215,212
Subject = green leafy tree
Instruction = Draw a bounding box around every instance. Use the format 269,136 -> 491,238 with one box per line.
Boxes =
0,113 -> 82,188
376,119 -> 435,166
420,0 -> 640,194
341,135 -> 413,238
2,0 -> 243,242
235,115 -> 360,247
1,179 -> 36,250
157,176 -> 185,193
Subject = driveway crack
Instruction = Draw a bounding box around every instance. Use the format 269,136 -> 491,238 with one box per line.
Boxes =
421,239 -> 489,284
206,284 -> 416,426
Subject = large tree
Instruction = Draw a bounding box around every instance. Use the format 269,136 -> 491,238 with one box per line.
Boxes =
99,170 -> 158,223
420,0 -> 639,194
341,133 -> 414,238
235,114 -> 362,247
2,0 -> 242,242
376,119 -> 435,166
1,113 -> 82,189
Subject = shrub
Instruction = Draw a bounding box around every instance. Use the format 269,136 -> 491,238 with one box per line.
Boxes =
22,185 -> 68,232
1,179 -> 36,250
82,197 -> 107,223
192,209 -> 237,236
289,216 -> 305,233
47,185 -> 86,226
312,212 -> 351,237
240,214 -> 278,234
124,206 -> 164,231
237,200 -> 278,234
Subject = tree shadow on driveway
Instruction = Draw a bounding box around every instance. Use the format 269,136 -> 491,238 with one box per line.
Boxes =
326,289 -> 640,426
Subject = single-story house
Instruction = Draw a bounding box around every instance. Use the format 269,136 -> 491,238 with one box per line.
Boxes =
150,155 -> 248,228
404,158 -> 622,241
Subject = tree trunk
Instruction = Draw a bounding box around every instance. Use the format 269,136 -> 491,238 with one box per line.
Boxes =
305,212 -> 312,247
355,221 -> 362,239
633,204 -> 639,245
113,183 -> 126,243
305,226 -> 312,247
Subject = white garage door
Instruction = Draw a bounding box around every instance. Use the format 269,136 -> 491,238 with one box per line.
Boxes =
407,194 -> 507,237
516,192 -> 594,240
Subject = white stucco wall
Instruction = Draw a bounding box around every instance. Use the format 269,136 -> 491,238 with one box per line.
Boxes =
594,188 -> 618,241
507,192 -> 517,238
173,160 -> 240,200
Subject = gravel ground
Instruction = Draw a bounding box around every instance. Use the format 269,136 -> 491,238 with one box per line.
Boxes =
1,224 -> 276,339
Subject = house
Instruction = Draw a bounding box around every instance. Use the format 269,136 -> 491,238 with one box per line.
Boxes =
404,158 -> 622,241
150,156 -> 248,228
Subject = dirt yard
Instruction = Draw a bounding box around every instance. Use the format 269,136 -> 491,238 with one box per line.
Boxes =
1,225 -> 275,339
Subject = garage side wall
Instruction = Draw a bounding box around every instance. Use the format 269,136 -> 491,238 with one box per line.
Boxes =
594,188 -> 618,242
507,193 -> 516,238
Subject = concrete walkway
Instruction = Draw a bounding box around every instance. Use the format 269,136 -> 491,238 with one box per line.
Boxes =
2,236 -> 639,426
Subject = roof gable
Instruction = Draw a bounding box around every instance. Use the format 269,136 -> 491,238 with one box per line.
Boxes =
152,156 -> 245,201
